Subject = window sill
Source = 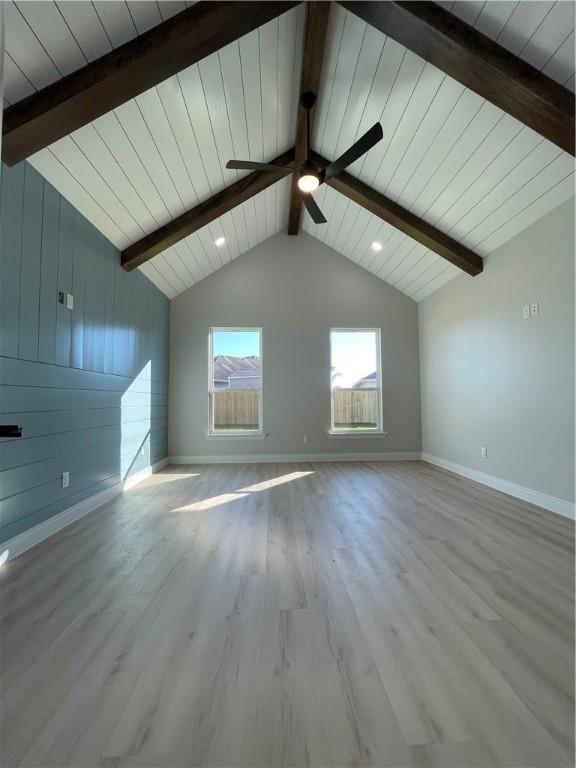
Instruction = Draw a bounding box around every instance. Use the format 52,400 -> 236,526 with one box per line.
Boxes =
327,430 -> 388,439
205,431 -> 268,440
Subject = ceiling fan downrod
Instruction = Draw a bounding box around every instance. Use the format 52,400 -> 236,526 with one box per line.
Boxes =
297,91 -> 320,193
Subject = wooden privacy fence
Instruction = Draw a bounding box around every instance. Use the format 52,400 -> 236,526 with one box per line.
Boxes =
333,389 -> 378,426
213,388 -> 377,427
213,390 -> 259,427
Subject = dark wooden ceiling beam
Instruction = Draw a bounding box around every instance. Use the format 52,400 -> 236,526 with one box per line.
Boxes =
313,152 -> 482,276
338,1 -> 575,156
122,150 -> 295,271
287,2 -> 331,235
2,1 -> 300,167
124,145 -> 482,275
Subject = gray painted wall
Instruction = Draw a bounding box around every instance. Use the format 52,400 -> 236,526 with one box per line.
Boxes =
419,199 -> 575,504
0,162 -> 170,544
170,232 -> 421,459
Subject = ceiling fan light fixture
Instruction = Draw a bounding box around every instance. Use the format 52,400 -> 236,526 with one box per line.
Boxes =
298,173 -> 320,193
225,89 -> 383,227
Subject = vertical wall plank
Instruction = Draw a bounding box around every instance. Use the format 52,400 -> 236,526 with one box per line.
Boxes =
55,198 -> 74,366
92,230 -> 107,374
154,285 -> 165,381
83,221 -> 106,372
18,164 -> 44,361
125,270 -> 136,377
113,263 -> 125,376
38,184 -> 61,364
130,270 -> 142,378
70,210 -> 86,368
103,240 -> 116,374
0,163 -> 25,358
161,286 -> 169,377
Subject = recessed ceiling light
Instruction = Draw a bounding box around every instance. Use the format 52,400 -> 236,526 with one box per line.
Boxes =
371,241 -> 382,252
214,237 -> 226,247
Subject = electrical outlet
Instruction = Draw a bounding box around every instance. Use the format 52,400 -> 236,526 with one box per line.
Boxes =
522,305 -> 530,320
531,301 -> 539,316
480,446 -> 487,460
303,434 -> 309,444
62,471 -> 70,488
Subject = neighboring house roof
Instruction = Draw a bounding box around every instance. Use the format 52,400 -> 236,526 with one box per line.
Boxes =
229,369 -> 261,379
352,371 -> 377,387
213,355 -> 260,381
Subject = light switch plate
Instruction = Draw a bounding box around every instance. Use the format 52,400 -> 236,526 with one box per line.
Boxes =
522,305 -> 530,319
58,292 -> 74,310
62,471 -> 70,488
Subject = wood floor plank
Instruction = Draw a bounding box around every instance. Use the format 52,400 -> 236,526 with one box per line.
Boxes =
0,461 -> 573,767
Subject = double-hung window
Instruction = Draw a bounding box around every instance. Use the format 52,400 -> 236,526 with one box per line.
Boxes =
329,328 -> 383,433
208,328 -> 263,435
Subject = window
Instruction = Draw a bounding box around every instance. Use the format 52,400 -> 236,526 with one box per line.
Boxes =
329,329 -> 382,433
208,328 -> 262,435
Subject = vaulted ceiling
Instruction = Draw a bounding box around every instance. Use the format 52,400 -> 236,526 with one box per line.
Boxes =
3,1 -> 575,301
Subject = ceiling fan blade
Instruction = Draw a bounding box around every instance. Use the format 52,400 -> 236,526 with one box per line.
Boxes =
303,194 -> 327,224
226,160 -> 290,173
323,123 -> 384,181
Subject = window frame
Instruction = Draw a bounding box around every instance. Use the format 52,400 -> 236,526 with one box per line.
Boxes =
328,327 -> 384,436
207,327 -> 264,437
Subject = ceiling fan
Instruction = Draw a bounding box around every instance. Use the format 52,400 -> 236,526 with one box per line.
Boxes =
226,91 -> 384,224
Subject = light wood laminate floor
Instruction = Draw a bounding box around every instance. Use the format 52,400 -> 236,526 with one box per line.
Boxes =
1,461 -> 574,767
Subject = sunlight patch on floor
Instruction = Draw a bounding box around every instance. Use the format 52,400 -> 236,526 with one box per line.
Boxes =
238,471 -> 314,493
147,472 -> 202,483
176,492 -> 249,513
173,471 -> 315,513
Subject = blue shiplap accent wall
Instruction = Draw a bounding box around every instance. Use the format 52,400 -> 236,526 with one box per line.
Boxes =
0,162 -> 170,544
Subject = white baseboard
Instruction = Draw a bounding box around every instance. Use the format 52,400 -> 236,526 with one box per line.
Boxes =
0,458 -> 169,564
4,451 -> 570,566
169,452 -> 421,464
422,453 -> 575,520
123,457 -> 169,489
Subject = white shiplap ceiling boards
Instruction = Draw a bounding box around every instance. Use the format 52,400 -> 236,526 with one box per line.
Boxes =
3,1 -> 575,302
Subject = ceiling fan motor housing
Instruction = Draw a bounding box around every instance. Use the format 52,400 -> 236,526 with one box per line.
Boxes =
301,91 -> 317,110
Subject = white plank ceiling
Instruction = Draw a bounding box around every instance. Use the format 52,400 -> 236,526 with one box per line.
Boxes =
309,1 -> 575,300
139,177 -> 293,299
3,1 -> 575,301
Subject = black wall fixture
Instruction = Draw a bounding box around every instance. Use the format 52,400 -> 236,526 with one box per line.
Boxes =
0,425 -> 23,438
